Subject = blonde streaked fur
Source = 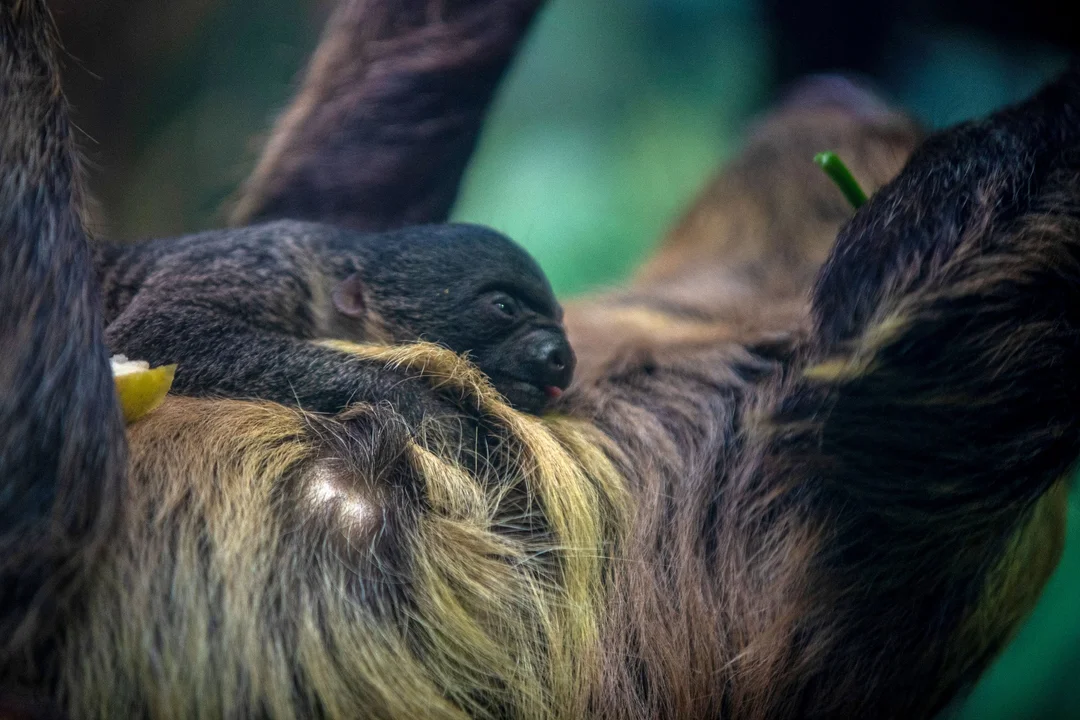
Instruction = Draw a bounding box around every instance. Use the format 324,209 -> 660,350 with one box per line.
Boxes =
62,342 -> 629,719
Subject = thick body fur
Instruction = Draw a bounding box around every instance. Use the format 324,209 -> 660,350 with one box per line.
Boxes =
98,220 -> 571,414
1,0 -> 1078,718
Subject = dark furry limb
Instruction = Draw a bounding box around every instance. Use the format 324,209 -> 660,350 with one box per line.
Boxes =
0,0 -> 125,663
726,66 -> 1080,718
229,0 -> 547,231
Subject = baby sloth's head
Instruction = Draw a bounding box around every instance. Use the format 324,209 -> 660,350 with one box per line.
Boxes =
328,223 -> 575,414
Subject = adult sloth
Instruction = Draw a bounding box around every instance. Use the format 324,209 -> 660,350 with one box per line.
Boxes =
1,1 -> 1077,718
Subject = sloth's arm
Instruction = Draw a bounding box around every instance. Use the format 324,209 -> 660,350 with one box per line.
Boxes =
0,0 -> 126,655
230,0 -> 546,231
105,296 -> 449,421
728,67 -> 1080,718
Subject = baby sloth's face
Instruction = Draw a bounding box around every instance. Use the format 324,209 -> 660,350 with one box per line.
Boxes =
464,287 -> 575,414
388,225 -> 576,414
330,223 -> 577,414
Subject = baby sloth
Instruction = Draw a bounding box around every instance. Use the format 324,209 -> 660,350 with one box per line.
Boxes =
97,220 -> 575,415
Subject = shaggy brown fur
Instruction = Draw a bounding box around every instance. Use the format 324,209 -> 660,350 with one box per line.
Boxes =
1,0 -> 1077,718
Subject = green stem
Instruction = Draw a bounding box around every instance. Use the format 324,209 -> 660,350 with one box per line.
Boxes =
814,151 -> 868,209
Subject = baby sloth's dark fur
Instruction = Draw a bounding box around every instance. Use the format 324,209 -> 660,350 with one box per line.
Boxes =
2,0 -> 1080,718
97,221 -> 573,415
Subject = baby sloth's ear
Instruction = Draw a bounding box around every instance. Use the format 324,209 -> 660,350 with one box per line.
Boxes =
331,273 -> 368,318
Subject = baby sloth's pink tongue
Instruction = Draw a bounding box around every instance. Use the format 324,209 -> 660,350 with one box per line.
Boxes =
545,386 -> 563,399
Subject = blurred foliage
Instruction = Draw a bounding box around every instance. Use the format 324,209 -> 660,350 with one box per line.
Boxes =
63,0 -> 1077,716
453,0 -> 770,296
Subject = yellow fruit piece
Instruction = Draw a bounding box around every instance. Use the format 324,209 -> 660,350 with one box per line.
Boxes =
111,355 -> 177,424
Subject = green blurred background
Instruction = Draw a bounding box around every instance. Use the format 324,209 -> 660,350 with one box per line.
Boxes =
50,0 -> 1077,715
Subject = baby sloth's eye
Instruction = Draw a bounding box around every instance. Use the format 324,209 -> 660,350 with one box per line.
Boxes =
491,294 -> 520,318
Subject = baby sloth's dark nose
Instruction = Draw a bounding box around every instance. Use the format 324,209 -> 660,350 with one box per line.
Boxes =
530,334 -> 576,391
